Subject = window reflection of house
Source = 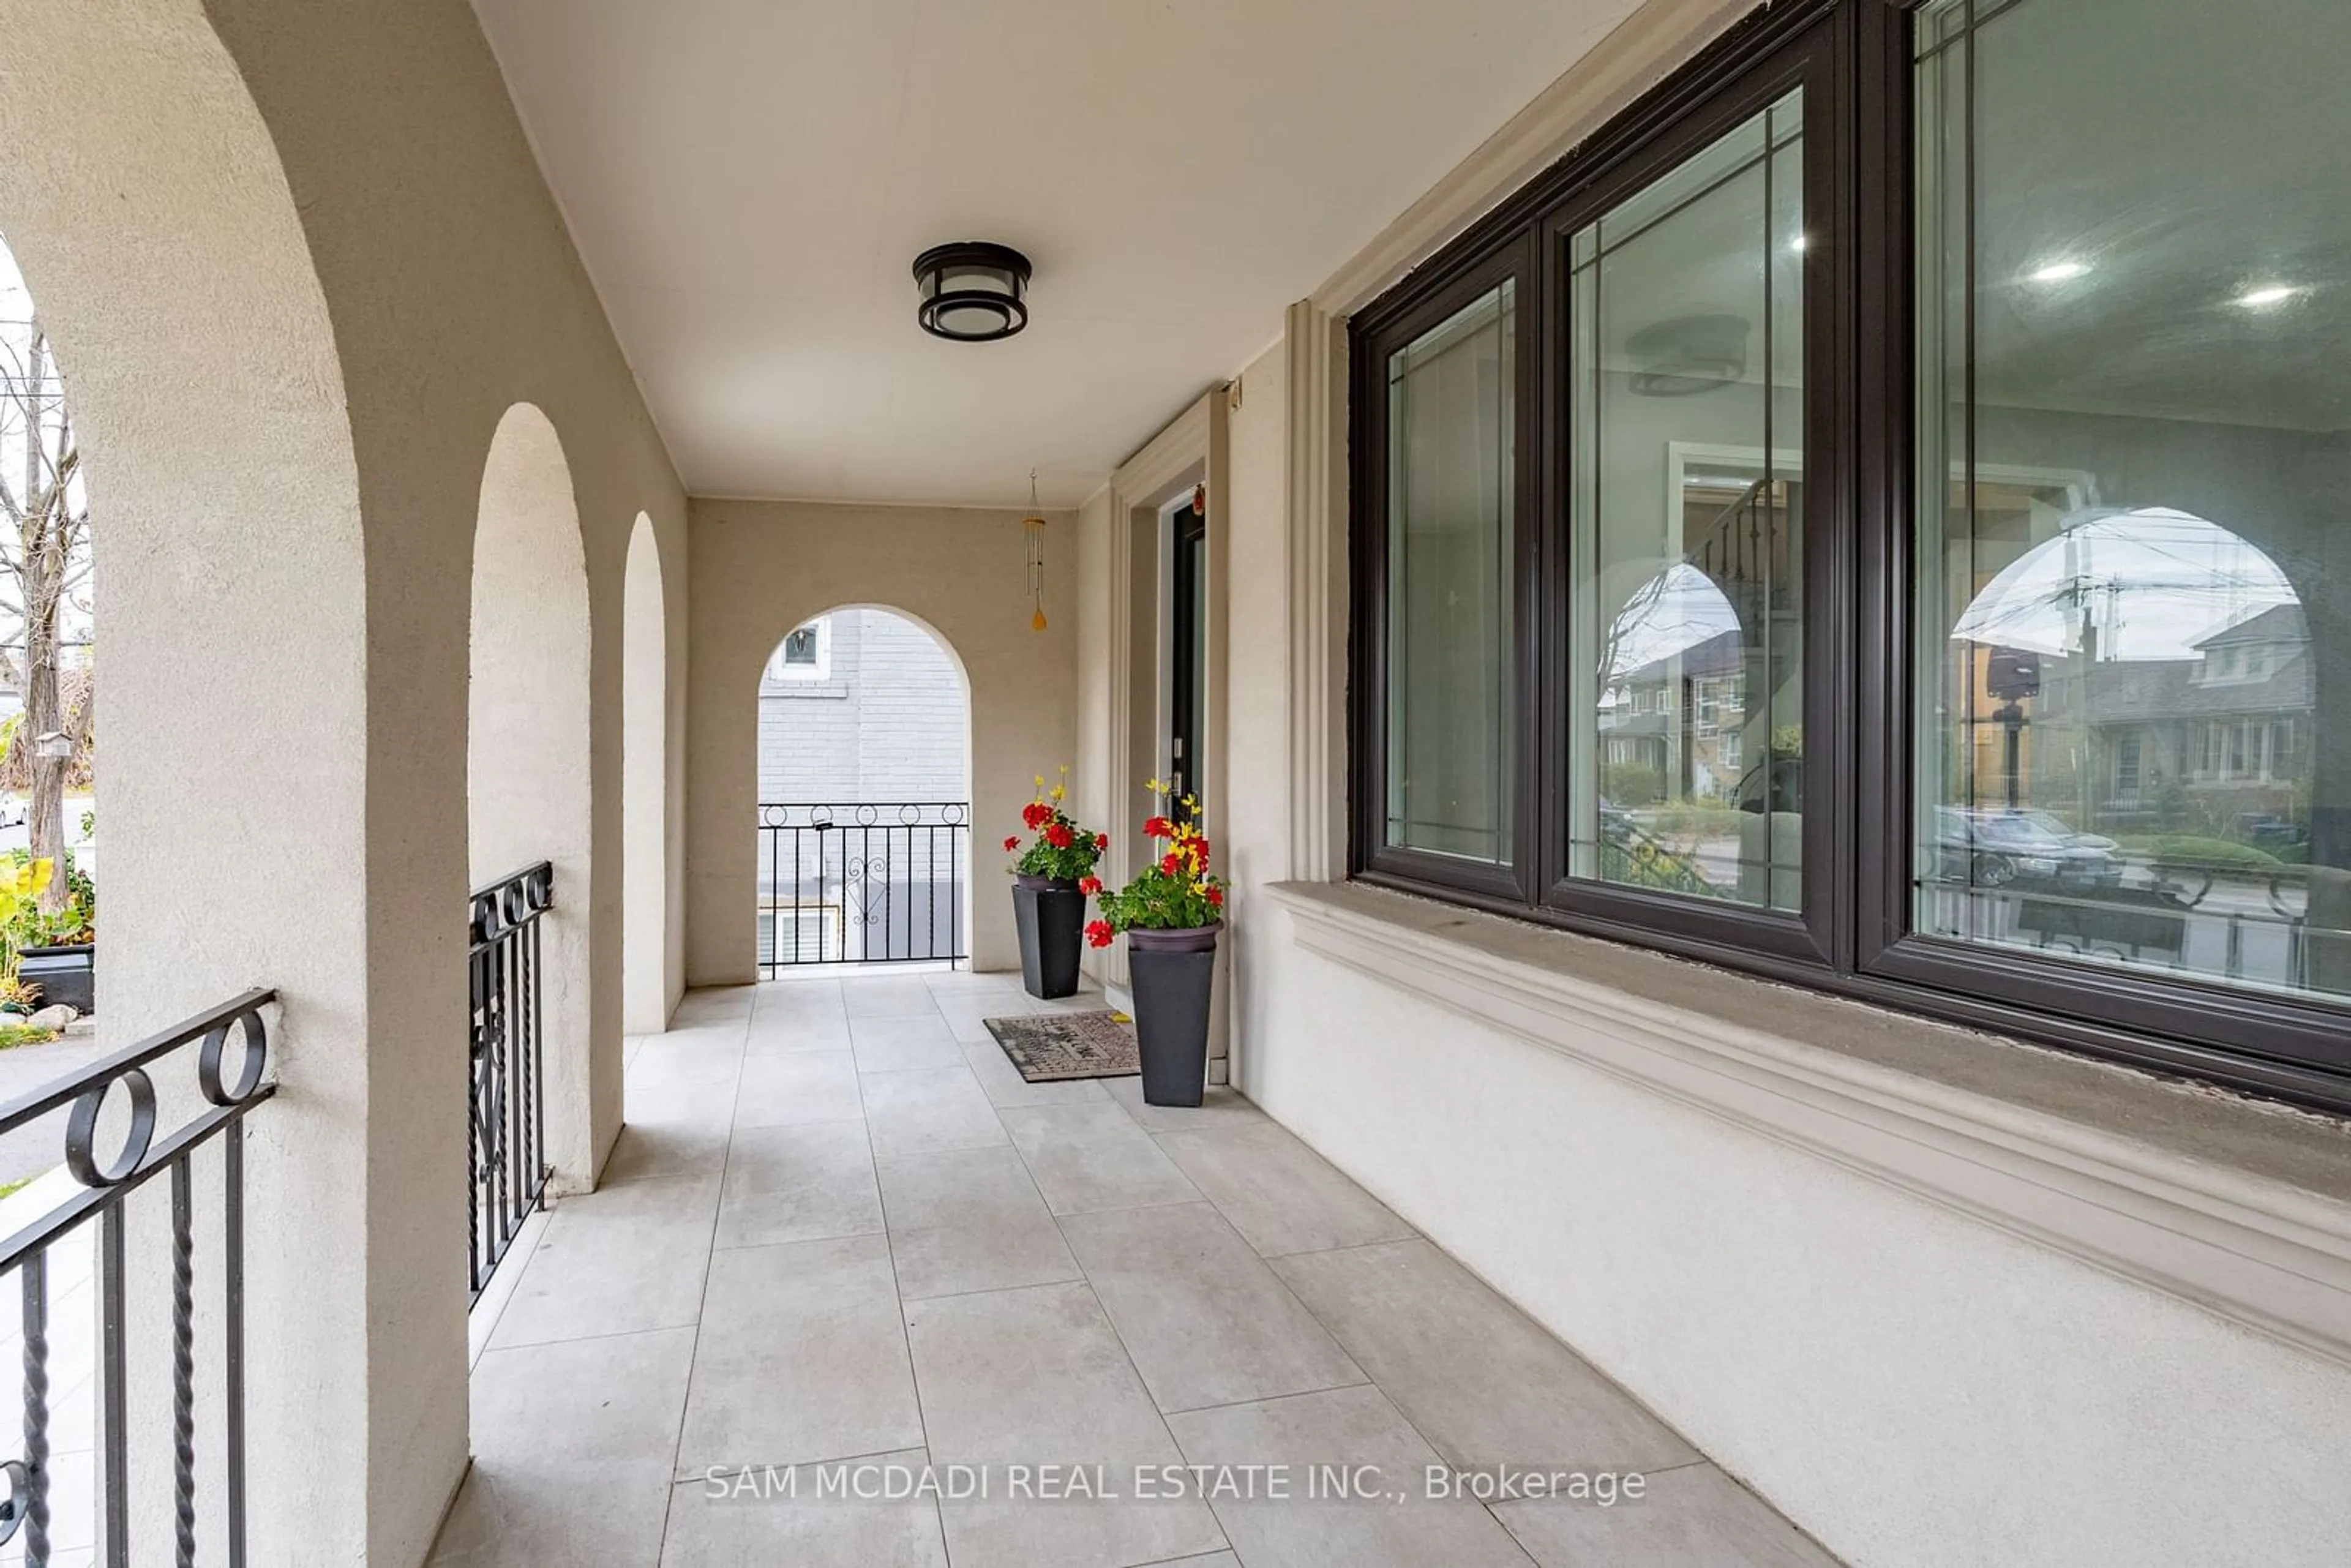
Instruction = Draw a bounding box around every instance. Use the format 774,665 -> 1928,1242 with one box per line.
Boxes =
2033,604 -> 2311,825
1600,627 -> 1750,803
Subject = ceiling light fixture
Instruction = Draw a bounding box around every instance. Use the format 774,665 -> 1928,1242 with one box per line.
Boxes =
913,241 -> 1032,342
2234,283 -> 2302,308
2028,260 -> 2088,283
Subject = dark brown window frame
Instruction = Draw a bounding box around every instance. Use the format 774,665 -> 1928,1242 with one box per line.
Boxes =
1346,0 -> 2351,1114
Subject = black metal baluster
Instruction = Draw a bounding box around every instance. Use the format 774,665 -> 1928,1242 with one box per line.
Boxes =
466,930 -> 485,1295
171,1157 -> 197,1568
21,1248 -> 50,1566
529,887 -> 546,1206
225,1124 -> 249,1568
100,1201 -> 127,1568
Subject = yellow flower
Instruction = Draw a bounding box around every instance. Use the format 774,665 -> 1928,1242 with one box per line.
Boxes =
1146,777 -> 1164,793
1049,785 -> 1065,801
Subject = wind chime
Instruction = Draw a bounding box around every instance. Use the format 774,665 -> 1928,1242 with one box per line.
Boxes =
1024,468 -> 1048,631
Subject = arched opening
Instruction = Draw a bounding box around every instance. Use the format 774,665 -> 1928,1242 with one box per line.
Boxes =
622,512 -> 668,1032
0,234 -> 98,1044
468,404 -> 594,1196
754,605 -> 972,972
0,4 -> 391,1557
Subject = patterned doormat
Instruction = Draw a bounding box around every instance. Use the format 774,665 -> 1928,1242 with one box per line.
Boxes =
982,1010 -> 1139,1082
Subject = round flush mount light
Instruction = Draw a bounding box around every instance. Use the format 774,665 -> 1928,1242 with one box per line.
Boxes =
913,241 -> 1032,342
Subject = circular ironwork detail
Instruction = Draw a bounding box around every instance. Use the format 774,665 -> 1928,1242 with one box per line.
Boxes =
0,1457 -> 26,1544
66,1067 -> 159,1187
199,1007 -> 271,1106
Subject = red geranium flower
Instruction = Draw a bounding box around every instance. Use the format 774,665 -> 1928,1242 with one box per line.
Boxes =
1079,875 -> 1101,896
1022,801 -> 1052,830
1003,836 -> 1021,852
1161,852 -> 1182,876
1046,822 -> 1074,848
1095,833 -> 1109,851
1206,887 -> 1224,908
1085,920 -> 1114,948
1143,816 -> 1171,839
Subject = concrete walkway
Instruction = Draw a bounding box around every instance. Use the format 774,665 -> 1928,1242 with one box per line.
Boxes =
435,970 -> 1836,1567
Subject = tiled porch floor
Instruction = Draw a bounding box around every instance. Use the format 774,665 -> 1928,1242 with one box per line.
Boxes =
433,970 -> 1837,1567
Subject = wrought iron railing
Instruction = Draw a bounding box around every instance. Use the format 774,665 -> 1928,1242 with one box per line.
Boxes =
756,803 -> 970,973
468,862 -> 552,1303
0,988 -> 276,1567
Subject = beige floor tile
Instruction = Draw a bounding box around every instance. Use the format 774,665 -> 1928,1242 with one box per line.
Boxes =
1102,1078 -> 1267,1134
744,1008 -> 854,1053
874,1144 -> 1082,1300
1492,1461 -> 1840,1567
1167,1384 -> 1538,1568
676,1236 -> 924,1476
998,1101 -> 1201,1216
715,1120 -> 883,1249
850,1012 -> 969,1073
858,1066 -> 1010,1157
1157,1121 -> 1415,1258
432,1326 -> 696,1567
733,1049 -> 865,1129
662,1452 -> 949,1567
1059,1202 -> 1363,1413
843,977 -> 945,1018
489,1174 -> 721,1349
1272,1240 -> 1697,1473
903,1281 -> 1226,1568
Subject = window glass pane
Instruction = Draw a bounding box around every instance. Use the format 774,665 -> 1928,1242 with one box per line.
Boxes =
1569,90 -> 1805,910
1384,281 -> 1517,863
1914,0 -> 2351,1000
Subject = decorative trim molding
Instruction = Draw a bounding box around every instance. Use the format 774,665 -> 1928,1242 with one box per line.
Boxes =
1266,880 -> 2351,1371
1314,0 -> 1752,315
1282,302 -> 1347,882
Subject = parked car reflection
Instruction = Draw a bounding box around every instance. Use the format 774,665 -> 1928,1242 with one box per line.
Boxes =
1932,806 -> 2124,888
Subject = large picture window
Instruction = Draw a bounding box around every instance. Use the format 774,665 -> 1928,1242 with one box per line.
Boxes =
1568,89 -> 1807,913
1384,280 -> 1519,867
1349,0 -> 2351,1109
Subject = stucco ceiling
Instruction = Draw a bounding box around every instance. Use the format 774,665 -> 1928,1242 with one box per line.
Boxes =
473,0 -> 1646,507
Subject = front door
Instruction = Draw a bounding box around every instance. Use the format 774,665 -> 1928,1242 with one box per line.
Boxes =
1168,489 -> 1207,822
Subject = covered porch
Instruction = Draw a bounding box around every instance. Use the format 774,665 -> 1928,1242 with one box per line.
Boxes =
436,971 -> 1829,1567
0,0 -> 2344,1564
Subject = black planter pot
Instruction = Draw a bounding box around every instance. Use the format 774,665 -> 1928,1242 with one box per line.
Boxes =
1012,876 -> 1085,999
20,942 -> 94,1015
1126,921 -> 1220,1107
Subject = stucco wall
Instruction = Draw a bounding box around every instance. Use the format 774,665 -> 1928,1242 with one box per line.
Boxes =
1237,922 -> 2351,1565
687,500 -> 1076,982
0,0 -> 694,1559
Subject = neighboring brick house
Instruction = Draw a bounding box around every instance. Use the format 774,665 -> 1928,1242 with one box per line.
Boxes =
756,609 -> 971,965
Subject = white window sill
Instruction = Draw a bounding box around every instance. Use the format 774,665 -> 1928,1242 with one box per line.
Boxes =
1262,879 -> 2351,1370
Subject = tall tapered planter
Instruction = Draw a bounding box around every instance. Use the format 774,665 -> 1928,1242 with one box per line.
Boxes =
1013,875 -> 1084,999
1126,920 -> 1220,1106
